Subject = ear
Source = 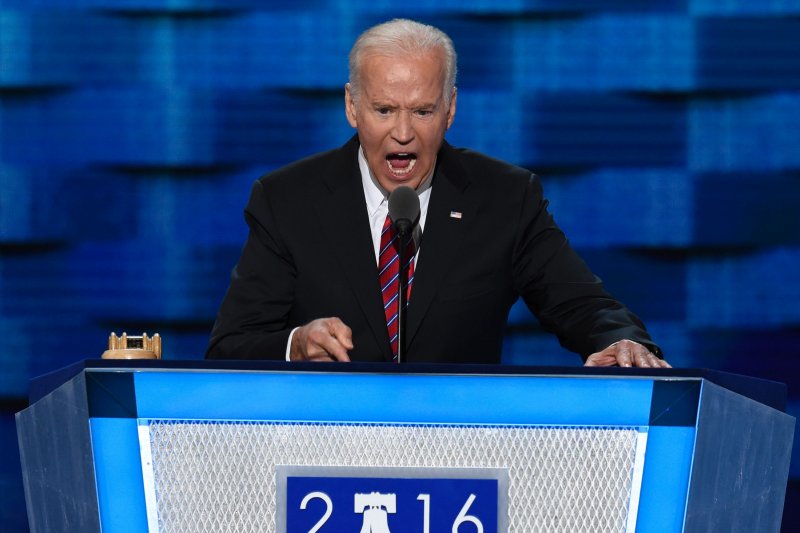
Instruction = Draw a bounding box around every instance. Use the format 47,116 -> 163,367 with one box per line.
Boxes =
344,83 -> 358,129
446,87 -> 457,130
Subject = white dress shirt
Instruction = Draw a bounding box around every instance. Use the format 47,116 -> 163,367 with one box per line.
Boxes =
285,146 -> 434,359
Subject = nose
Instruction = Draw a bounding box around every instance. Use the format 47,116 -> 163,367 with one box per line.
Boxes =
391,112 -> 414,144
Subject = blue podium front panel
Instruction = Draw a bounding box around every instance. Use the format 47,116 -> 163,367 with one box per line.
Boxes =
78,369 -> 699,532
19,365 -> 791,532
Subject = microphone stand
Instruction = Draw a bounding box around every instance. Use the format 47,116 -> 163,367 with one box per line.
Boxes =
388,185 -> 420,364
395,223 -> 412,363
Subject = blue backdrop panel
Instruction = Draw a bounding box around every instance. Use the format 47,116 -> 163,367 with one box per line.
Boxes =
688,248 -> 800,328
691,0 -> 800,15
0,412 -> 27,532
696,18 -> 800,90
542,169 -> 693,247
577,250 -> 686,322
446,90 -> 527,164
513,15 -> 695,91
693,173 -> 800,246
523,93 -> 687,168
689,93 -> 800,172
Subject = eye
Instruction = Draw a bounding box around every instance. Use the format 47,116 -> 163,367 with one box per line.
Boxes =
415,108 -> 434,117
375,107 -> 392,116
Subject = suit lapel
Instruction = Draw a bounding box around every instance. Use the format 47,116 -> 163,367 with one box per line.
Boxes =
313,138 -> 394,360
406,143 -> 473,349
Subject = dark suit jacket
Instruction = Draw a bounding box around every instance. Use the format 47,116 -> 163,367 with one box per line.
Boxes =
206,136 -> 660,363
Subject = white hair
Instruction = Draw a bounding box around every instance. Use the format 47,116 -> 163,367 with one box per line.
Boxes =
348,19 -> 457,105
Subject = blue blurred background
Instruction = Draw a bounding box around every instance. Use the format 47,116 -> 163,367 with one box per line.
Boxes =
2,0 -> 799,530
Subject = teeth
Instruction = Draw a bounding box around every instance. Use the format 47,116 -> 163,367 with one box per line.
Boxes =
386,157 -> 416,176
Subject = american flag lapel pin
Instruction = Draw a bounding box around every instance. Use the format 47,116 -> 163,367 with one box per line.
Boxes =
449,210 -> 462,219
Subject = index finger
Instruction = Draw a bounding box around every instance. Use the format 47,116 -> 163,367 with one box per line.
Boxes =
319,318 -> 352,362
327,318 -> 354,351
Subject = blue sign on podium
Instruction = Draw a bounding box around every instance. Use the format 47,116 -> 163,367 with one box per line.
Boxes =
279,466 -> 508,532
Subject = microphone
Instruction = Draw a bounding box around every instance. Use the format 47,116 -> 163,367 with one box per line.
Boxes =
388,186 -> 420,236
387,186 -> 420,363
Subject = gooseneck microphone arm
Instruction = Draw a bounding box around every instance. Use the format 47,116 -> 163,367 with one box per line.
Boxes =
396,225 -> 411,363
388,186 -> 420,363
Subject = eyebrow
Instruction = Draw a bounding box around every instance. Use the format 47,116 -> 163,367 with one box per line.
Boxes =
371,101 -> 438,110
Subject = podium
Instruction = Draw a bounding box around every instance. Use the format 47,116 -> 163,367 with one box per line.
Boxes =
16,361 -> 794,532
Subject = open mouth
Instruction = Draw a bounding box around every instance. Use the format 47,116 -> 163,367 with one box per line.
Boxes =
386,152 -> 417,177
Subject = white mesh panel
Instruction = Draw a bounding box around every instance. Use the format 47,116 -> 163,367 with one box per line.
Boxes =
146,421 -> 640,532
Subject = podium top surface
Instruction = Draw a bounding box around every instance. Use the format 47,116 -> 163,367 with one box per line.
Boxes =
28,359 -> 788,412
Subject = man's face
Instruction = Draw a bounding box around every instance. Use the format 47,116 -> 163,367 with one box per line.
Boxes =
345,51 -> 457,193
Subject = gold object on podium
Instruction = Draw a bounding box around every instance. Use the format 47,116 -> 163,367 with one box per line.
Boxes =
102,332 -> 162,360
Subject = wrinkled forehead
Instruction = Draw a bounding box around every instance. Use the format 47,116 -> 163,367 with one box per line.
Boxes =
358,48 -> 447,80
358,52 -> 447,94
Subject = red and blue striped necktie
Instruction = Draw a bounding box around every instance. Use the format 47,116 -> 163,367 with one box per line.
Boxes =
378,214 -> 415,361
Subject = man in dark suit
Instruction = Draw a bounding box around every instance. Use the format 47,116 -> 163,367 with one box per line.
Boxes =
206,19 -> 669,369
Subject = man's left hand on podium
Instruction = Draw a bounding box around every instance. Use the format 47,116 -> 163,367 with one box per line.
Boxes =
584,339 -> 671,368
